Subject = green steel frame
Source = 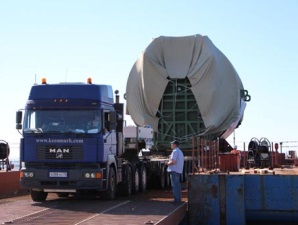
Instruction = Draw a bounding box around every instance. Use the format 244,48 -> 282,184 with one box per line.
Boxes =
155,78 -> 206,150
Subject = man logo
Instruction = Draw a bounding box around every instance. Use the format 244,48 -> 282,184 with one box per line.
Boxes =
49,148 -> 70,153
48,148 -> 70,159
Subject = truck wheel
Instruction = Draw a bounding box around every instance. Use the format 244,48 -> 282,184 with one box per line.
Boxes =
132,167 -> 140,194
103,167 -> 116,200
31,190 -> 48,202
139,165 -> 147,193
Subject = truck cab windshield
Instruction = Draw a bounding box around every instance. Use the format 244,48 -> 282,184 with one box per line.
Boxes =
23,110 -> 102,134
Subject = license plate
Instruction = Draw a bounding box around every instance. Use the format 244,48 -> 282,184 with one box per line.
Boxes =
49,172 -> 68,178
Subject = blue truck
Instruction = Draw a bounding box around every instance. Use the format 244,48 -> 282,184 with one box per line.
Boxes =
16,78 -> 171,202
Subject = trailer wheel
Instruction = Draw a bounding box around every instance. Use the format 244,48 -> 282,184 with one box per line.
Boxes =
182,161 -> 188,182
165,170 -> 170,188
132,167 -> 140,194
31,190 -> 48,202
159,165 -> 165,189
139,165 -> 147,193
103,167 -> 116,200
167,172 -> 172,188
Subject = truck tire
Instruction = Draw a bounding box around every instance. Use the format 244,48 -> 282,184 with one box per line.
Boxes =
31,190 -> 48,202
103,167 -> 116,200
119,165 -> 132,196
132,167 -> 140,194
139,165 -> 147,193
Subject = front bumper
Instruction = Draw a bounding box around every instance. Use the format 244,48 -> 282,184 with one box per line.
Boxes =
20,168 -> 105,191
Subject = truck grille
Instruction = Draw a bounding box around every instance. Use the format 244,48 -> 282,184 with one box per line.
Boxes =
36,145 -> 83,160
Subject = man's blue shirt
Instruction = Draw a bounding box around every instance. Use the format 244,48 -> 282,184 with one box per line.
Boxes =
167,147 -> 184,174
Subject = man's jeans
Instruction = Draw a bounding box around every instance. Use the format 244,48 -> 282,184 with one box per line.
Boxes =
170,171 -> 182,202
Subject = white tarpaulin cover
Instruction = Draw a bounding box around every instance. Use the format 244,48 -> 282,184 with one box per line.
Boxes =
126,34 -> 247,139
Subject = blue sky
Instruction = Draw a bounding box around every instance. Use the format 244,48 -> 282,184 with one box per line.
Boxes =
1,1 -> 298,158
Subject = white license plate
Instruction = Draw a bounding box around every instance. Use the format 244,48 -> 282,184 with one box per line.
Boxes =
49,172 -> 68,178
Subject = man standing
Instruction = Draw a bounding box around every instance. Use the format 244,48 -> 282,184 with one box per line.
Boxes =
165,140 -> 184,203
232,145 -> 241,170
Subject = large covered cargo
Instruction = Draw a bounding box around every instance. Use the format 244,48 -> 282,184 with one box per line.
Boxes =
126,34 -> 250,150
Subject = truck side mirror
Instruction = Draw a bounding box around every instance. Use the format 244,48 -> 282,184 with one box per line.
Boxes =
16,111 -> 22,130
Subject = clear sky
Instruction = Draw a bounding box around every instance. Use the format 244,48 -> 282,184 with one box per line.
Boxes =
1,1 -> 298,158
